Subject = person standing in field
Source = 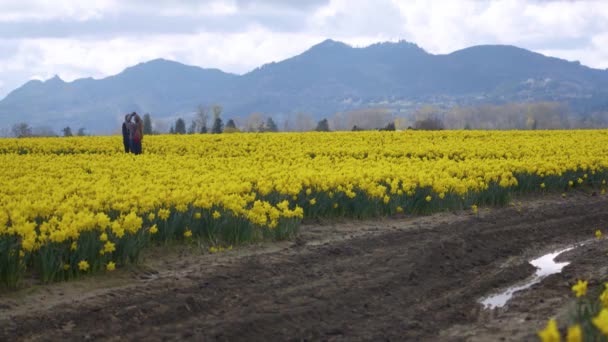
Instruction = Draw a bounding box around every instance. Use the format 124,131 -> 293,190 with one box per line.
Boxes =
125,112 -> 138,154
122,114 -> 132,153
132,113 -> 144,155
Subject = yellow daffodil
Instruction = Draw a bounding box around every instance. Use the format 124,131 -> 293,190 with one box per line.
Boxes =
538,319 -> 560,342
566,324 -> 581,342
572,280 -> 588,298
103,241 -> 116,254
593,309 -> 608,335
601,289 -> 608,308
149,224 -> 158,234
106,261 -> 116,271
78,260 -> 90,272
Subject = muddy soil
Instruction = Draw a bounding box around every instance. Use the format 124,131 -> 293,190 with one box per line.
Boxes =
2,192 -> 608,341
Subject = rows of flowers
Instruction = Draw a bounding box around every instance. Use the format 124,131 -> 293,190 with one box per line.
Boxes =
2,130 -> 608,288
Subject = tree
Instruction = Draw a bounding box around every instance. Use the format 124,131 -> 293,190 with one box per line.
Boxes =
413,117 -> 444,130
12,122 -> 32,138
211,115 -> 223,134
143,113 -> 153,135
169,125 -> 175,134
244,112 -> 264,132
33,126 -> 58,137
175,118 -> 186,134
291,112 -> 315,132
196,105 -> 209,133
77,127 -> 87,136
188,120 -> 197,134
265,117 -> 278,132
315,118 -> 330,132
212,104 -> 222,119
332,108 -> 392,131
62,126 -> 73,137
382,122 -> 396,131
224,119 -> 240,133
211,105 -> 224,134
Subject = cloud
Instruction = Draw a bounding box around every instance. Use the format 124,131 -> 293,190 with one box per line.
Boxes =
392,0 -> 608,53
0,0 -> 112,22
0,0 -> 607,100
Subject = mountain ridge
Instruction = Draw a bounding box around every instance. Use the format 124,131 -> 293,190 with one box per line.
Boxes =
1,39 -> 607,134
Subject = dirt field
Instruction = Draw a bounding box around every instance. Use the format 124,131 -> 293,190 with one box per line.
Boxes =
2,192 -> 608,341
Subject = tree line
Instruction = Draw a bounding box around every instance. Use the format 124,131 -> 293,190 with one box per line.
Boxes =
6,100 -> 605,138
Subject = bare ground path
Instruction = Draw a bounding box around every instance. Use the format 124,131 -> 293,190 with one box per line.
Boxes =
2,193 -> 608,341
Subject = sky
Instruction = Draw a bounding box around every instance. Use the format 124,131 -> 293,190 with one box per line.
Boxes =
0,0 -> 607,99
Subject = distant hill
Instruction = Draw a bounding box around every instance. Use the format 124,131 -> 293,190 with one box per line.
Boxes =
1,39 -> 607,134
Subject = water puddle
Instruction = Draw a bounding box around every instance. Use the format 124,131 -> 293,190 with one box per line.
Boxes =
480,245 -> 576,309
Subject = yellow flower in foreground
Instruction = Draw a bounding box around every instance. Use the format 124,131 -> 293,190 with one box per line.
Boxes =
425,195 -> 432,202
561,193 -> 567,198
70,241 -> 78,251
471,204 -> 478,214
106,261 -> 116,271
568,180 -> 574,187
566,324 -> 581,342
103,241 -> 116,254
194,212 -> 202,219
158,208 -> 170,220
577,178 -> 583,184
78,260 -> 90,272
596,229 -> 603,239
572,280 -> 588,297
212,210 -> 221,219
149,224 -> 158,234
593,308 -> 608,335
540,182 -> 546,189
600,288 -> 608,308
183,229 -> 193,238
395,206 -> 403,213
148,212 -> 155,221
538,319 -> 560,342
309,198 -> 316,205
99,232 -> 108,242
63,263 -> 70,271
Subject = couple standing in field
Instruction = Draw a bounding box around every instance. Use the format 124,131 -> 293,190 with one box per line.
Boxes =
122,112 -> 143,154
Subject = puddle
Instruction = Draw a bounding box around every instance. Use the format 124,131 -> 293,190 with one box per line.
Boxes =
480,245 -> 576,309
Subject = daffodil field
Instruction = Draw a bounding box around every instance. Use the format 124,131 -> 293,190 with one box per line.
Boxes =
2,130 -> 608,288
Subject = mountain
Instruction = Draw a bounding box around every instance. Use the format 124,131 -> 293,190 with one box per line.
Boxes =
1,39 -> 608,134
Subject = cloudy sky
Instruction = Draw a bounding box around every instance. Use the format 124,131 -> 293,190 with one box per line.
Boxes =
0,0 -> 607,99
